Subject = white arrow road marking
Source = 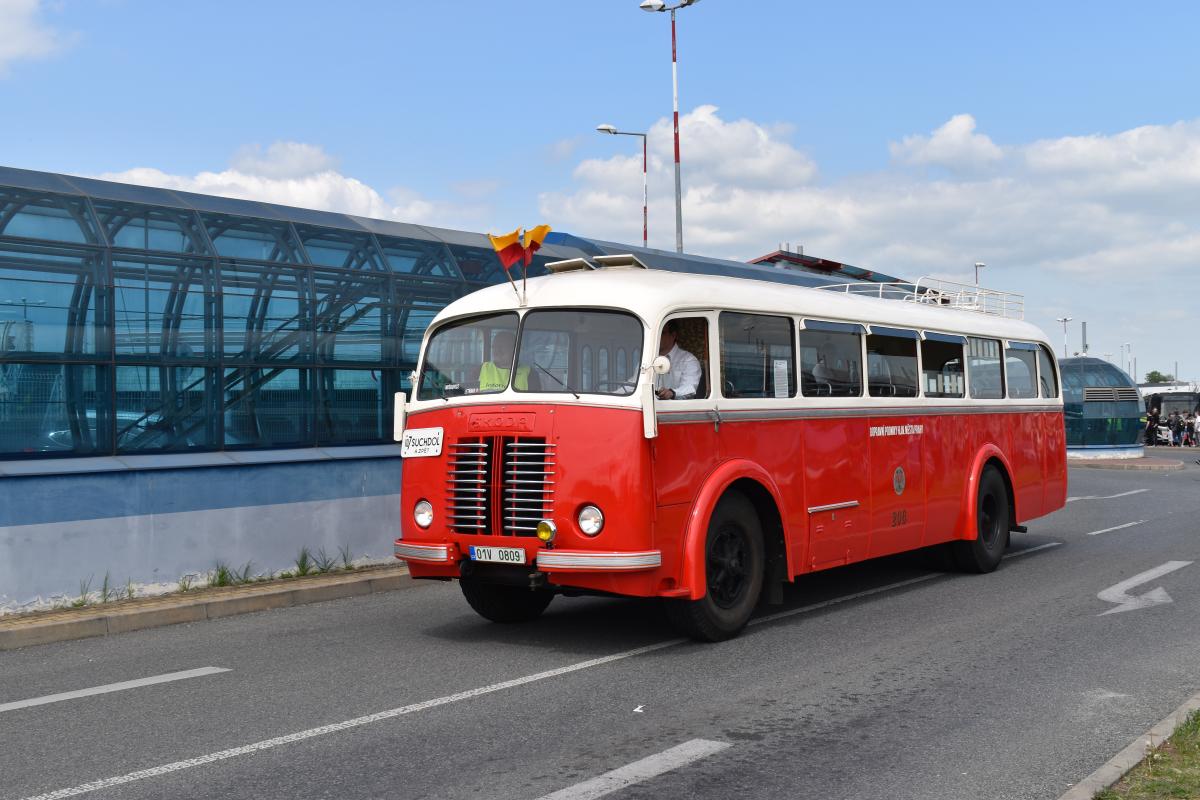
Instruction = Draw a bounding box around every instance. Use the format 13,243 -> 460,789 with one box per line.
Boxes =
1067,489 -> 1149,503
533,739 -> 731,800
633,705 -> 645,713
1087,520 -> 1147,536
1098,561 -> 1193,615
0,667 -> 230,714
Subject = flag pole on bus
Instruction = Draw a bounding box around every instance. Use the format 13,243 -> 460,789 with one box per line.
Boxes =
487,225 -> 551,306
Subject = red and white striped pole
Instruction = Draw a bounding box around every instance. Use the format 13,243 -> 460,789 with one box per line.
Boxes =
642,133 -> 648,248
670,8 -> 683,253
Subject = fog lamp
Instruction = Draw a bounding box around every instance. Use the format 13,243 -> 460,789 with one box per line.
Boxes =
414,500 -> 434,529
578,505 -> 604,536
536,520 -> 557,543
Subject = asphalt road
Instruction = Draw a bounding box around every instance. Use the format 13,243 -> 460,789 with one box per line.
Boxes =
2,462 -> 1199,800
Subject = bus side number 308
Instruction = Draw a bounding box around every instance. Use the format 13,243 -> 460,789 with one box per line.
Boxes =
891,509 -> 908,527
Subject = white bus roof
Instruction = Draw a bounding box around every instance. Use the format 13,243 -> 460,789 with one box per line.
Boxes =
433,268 -> 1052,346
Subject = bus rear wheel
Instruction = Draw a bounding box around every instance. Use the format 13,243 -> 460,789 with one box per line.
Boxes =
665,491 -> 764,642
951,465 -> 1009,573
460,579 -> 554,623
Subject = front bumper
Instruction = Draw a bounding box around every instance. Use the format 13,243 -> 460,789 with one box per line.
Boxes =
393,539 -> 660,572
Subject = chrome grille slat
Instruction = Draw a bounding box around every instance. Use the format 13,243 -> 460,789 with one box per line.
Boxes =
448,436 -> 555,537
502,438 -> 553,537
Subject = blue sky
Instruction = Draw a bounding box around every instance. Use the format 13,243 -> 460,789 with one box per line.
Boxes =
2,0 -> 1199,380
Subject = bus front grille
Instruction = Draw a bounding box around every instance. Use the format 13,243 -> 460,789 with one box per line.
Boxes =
447,437 -> 554,536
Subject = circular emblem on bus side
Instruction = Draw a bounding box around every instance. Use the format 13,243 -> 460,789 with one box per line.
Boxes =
893,466 -> 906,496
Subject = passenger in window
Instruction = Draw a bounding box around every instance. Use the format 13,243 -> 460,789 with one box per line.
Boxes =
477,331 -> 530,391
812,355 -> 834,388
655,320 -> 701,400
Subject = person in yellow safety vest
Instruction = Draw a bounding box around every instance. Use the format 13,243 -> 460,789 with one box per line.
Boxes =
477,330 -> 530,391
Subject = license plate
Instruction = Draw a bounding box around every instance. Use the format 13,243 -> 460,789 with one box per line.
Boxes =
469,546 -> 526,565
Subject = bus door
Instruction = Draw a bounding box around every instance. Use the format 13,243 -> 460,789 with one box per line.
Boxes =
865,327 -> 926,557
799,321 -> 870,568
652,314 -> 718,506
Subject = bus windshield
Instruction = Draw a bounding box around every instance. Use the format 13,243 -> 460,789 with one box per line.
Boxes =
417,309 -> 643,400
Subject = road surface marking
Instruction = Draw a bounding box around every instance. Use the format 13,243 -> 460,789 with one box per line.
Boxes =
15,546 -> 1062,800
1067,489 -> 1149,503
533,739 -> 731,800
0,667 -> 230,715
1097,561 -> 1193,615
1086,520 -> 1147,536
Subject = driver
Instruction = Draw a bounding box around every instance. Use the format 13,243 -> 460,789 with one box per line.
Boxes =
478,331 -> 530,391
654,320 -> 701,400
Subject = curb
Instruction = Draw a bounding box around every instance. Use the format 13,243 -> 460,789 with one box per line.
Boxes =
1068,458 -> 1184,471
1057,688 -> 1200,800
0,564 -> 416,651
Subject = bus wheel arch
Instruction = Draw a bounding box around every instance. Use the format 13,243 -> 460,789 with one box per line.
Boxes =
960,447 -> 1017,541
679,462 -> 789,603
951,458 -> 1013,573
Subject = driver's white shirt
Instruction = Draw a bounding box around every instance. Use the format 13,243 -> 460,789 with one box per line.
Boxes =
654,344 -> 702,399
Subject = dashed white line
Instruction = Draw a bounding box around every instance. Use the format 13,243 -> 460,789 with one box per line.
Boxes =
533,739 -> 732,800
1067,489 -> 1149,503
0,667 -> 230,714
1087,520 -> 1147,537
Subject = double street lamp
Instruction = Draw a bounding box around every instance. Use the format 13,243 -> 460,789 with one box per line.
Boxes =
1055,317 -> 1073,358
639,0 -> 701,253
596,125 -> 648,248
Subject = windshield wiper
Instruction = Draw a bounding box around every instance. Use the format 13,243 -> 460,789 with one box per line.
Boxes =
531,362 -> 580,399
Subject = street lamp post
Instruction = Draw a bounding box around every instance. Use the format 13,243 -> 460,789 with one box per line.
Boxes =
640,0 -> 700,254
1123,342 -> 1132,376
1055,317 -> 1073,358
596,124 -> 648,248
974,261 -> 985,287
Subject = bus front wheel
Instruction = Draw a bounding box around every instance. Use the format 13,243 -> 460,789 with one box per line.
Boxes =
666,491 -> 765,642
951,465 -> 1009,573
460,579 -> 554,623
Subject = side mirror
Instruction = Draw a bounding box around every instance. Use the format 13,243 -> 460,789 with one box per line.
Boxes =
651,355 -> 671,375
393,391 -> 407,442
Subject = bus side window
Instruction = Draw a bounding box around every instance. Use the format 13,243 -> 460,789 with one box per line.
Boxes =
1037,345 -> 1059,398
719,312 -> 794,399
1005,346 -> 1038,399
866,330 -> 919,397
967,337 -> 1004,399
800,328 -> 862,397
920,337 -> 965,398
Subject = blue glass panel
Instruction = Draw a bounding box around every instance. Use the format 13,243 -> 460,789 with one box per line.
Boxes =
114,364 -> 218,452
445,243 -> 506,284
219,262 -> 311,363
202,215 -> 306,263
0,363 -> 110,455
313,270 -> 389,364
0,189 -> 101,244
377,236 -> 459,276
0,244 -> 107,358
293,225 -> 383,270
317,368 -> 387,444
222,367 -> 312,448
112,256 -> 215,360
91,200 -> 209,255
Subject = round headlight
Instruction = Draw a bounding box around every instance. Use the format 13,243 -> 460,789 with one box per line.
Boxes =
578,505 -> 604,536
414,500 -> 434,529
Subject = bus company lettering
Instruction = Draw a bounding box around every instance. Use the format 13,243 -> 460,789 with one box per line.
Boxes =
870,424 -> 925,438
400,427 -> 444,458
468,413 -> 535,432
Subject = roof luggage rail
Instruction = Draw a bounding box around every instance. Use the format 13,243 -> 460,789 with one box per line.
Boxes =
815,276 -> 1025,319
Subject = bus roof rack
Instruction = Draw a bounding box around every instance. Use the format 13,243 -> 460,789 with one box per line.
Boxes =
545,257 -> 596,273
592,253 -> 650,270
816,276 -> 1025,320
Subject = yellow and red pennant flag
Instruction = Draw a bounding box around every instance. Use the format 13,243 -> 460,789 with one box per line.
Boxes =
522,224 -> 551,266
488,228 -> 525,271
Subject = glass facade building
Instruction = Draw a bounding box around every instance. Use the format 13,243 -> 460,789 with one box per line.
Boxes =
0,166 -> 847,462
1060,357 -> 1143,449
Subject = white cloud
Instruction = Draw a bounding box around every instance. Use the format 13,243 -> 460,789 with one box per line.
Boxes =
97,142 -> 494,230
889,113 -> 1004,171
0,0 -> 75,77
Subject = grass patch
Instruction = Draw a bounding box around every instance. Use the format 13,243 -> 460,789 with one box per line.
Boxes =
294,546 -> 314,577
1096,709 -> 1200,799
208,562 -> 235,588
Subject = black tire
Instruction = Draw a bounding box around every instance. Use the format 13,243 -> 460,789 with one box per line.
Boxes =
665,492 -> 765,642
459,579 -> 553,623
951,465 -> 1010,573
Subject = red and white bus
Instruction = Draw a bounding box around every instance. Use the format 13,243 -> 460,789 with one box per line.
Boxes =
393,256 -> 1067,641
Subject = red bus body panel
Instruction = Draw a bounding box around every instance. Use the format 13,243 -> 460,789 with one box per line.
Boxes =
397,403 -> 1067,600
